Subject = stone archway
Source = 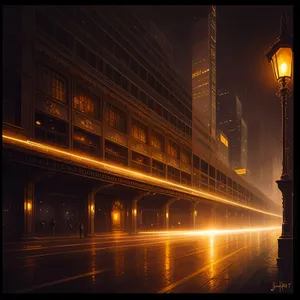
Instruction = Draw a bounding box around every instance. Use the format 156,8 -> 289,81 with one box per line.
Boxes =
111,201 -> 125,231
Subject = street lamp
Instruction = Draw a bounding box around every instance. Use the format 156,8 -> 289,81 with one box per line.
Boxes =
265,13 -> 293,270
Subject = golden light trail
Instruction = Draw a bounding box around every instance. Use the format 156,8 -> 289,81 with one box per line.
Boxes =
3,134 -> 281,218
139,226 -> 281,236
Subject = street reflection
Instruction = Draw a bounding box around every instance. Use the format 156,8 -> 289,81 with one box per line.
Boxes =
164,239 -> 172,286
91,243 -> 96,285
144,247 -> 148,277
114,247 -> 125,276
257,231 -> 261,252
208,234 -> 216,290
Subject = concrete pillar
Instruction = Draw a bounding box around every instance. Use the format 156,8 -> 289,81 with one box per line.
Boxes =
23,172 -> 54,238
24,182 -> 35,237
127,192 -> 149,233
162,198 -> 178,230
86,184 -> 114,236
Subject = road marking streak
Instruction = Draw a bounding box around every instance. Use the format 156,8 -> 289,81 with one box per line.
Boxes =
16,268 -> 110,293
157,245 -> 249,293
16,238 -> 187,260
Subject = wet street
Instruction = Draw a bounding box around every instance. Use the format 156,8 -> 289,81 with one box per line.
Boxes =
3,228 -> 288,293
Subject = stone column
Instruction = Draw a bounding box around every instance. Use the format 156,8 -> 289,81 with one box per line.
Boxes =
127,192 -> 149,233
162,198 -> 178,230
23,172 -> 54,238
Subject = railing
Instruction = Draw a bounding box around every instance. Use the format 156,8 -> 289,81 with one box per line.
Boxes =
131,161 -> 150,173
152,168 -> 165,179
105,151 -> 128,167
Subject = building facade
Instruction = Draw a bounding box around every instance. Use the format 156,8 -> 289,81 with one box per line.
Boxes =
3,6 -> 280,239
192,5 -> 217,143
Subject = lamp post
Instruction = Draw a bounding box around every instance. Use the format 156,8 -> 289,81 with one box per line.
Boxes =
265,13 -> 293,270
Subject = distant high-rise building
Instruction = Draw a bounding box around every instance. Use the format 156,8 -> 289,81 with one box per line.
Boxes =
216,129 -> 229,166
192,5 -> 217,144
216,91 -> 248,174
241,118 -> 248,169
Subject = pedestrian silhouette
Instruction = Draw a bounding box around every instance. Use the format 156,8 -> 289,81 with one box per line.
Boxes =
79,222 -> 84,239
51,218 -> 56,236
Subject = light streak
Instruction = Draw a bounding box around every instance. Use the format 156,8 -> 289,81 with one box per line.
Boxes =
3,134 -> 281,218
139,226 -> 281,236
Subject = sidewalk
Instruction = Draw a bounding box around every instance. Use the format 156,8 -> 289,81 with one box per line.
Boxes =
225,244 -> 293,293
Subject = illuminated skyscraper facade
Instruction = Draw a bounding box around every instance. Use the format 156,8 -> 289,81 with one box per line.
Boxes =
192,5 -> 217,146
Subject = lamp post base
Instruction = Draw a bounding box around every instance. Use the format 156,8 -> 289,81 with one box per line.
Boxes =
277,236 -> 293,270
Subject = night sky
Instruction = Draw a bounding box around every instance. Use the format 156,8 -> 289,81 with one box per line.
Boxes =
148,5 -> 293,181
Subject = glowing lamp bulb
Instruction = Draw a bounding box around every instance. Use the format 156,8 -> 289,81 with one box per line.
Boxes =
280,63 -> 287,74
27,202 -> 32,211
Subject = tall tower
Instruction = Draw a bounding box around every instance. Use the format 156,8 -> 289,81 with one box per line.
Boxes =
192,5 -> 217,142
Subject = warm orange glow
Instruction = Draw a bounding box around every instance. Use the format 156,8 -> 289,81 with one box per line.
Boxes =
27,202 -> 32,211
235,168 -> 247,175
220,134 -> 228,147
113,213 -> 118,221
271,47 -> 293,81
194,210 -> 197,217
91,204 -> 95,213
280,63 -> 287,74
36,121 -> 41,126
139,226 -> 281,236
133,209 -> 137,217
166,212 -> 169,219
2,134 -> 281,218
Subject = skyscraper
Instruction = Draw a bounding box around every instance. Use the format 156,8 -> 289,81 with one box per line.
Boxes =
241,118 -> 248,170
192,5 -> 217,146
217,91 -> 248,173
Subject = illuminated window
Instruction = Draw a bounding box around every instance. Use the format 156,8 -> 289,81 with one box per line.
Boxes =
220,134 -> 228,147
105,103 -> 126,133
150,131 -> 164,151
132,119 -> 147,144
132,151 -> 150,173
37,66 -> 67,103
167,140 -> 179,159
181,150 -> 191,165
73,85 -> 99,119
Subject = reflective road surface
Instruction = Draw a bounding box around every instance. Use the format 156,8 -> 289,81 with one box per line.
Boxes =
3,228 -> 283,293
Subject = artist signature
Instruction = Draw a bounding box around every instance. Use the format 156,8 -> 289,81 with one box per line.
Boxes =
270,281 -> 292,292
